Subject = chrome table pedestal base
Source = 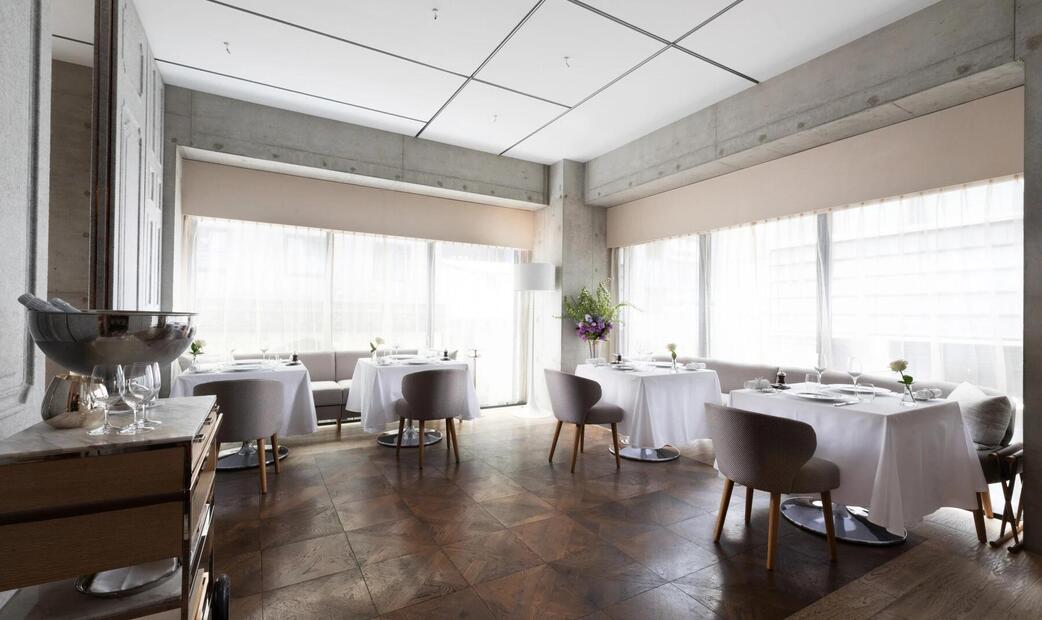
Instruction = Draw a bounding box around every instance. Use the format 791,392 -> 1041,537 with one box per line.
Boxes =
609,444 -> 681,462
75,558 -> 180,598
781,497 -> 906,546
217,441 -> 289,471
377,421 -> 443,448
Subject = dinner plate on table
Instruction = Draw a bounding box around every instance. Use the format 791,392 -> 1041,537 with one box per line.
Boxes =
612,364 -> 636,371
404,358 -> 430,365
651,361 -> 673,368
789,390 -> 849,403
227,359 -> 264,366
827,384 -> 892,396
222,364 -> 266,372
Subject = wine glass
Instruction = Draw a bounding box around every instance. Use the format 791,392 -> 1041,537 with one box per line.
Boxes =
259,344 -> 269,363
139,362 -> 162,426
813,353 -> 827,385
120,363 -> 152,434
846,357 -> 863,399
87,364 -> 124,436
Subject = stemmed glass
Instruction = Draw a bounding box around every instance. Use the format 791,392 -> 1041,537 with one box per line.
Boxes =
813,353 -> 827,385
87,364 -> 124,436
847,357 -> 863,399
138,362 -> 163,427
120,363 -> 153,434
260,345 -> 269,363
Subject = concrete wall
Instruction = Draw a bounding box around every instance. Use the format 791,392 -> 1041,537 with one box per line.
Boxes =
608,87 -> 1024,246
180,159 -> 534,249
587,0 -> 1022,207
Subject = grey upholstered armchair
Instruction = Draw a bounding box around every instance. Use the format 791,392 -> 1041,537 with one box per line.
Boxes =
706,403 -> 841,570
193,379 -> 284,494
544,369 -> 624,472
393,368 -> 467,469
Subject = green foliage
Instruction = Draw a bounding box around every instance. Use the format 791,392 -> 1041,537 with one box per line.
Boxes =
562,282 -> 625,323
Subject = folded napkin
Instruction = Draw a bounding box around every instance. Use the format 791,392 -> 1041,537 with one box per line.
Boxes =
912,388 -> 943,400
17,293 -> 60,312
48,297 -> 80,312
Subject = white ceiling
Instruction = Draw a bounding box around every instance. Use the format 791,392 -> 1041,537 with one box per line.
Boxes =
52,0 -> 941,165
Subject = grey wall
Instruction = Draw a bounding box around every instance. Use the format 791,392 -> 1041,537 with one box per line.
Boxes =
111,0 -> 163,310
587,0 -> 1023,207
0,0 -> 50,442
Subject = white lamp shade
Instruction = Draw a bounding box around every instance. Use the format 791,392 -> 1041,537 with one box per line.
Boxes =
514,262 -> 556,291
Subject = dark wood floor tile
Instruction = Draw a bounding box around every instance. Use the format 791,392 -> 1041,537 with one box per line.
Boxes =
259,503 -> 344,550
455,470 -> 527,502
216,550 -> 262,597
229,593 -> 263,620
259,484 -> 333,520
215,516 -> 260,558
399,483 -> 477,513
335,493 -> 413,532
361,549 -> 468,614
568,502 -> 662,545
510,514 -> 601,563
549,542 -> 666,609
667,511 -> 767,558
443,529 -> 544,585
413,502 -> 506,545
323,472 -> 397,502
382,587 -> 495,619
474,564 -> 599,619
261,532 -> 357,591
528,481 -> 609,513
616,490 -> 705,526
602,583 -> 716,619
480,491 -> 557,528
612,527 -> 719,581
262,568 -> 377,619
346,516 -> 439,566
214,491 -> 262,522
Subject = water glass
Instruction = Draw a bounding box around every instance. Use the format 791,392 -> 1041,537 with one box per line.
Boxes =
121,363 -> 154,433
847,356 -> 863,394
859,383 -> 877,403
87,364 -> 124,436
804,373 -> 820,389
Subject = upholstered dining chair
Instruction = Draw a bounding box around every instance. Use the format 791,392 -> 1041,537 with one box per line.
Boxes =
393,368 -> 467,469
544,369 -> 624,473
706,403 -> 840,570
193,379 -> 284,494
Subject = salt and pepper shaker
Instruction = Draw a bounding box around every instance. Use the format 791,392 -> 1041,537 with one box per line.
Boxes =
443,349 -> 449,360
615,353 -> 623,364
776,368 -> 787,385
291,353 -> 299,363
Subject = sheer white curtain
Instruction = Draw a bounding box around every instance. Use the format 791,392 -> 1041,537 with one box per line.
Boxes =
708,213 -> 819,366
182,217 -> 333,354
830,176 -> 1023,397
618,236 -> 701,358
330,232 -> 429,350
433,242 -> 524,406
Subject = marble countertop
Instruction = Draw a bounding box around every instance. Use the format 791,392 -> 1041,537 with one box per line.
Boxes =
0,395 -> 216,465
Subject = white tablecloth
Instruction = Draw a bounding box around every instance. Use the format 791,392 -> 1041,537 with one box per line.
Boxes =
171,365 -> 318,437
730,384 -> 987,534
575,364 -> 723,449
346,359 -> 481,433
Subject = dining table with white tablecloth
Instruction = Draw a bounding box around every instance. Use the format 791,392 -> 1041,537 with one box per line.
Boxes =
346,358 -> 480,434
575,364 -> 723,450
730,384 -> 987,535
171,363 -> 318,437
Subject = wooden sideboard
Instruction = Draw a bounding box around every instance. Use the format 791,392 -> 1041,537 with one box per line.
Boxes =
0,396 -> 221,620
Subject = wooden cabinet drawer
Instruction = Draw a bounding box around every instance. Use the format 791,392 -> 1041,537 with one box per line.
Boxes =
191,410 -> 221,483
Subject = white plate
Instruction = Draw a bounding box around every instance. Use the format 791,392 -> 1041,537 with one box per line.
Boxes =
222,364 -> 266,372
228,359 -> 264,365
651,361 -> 673,368
612,364 -> 636,371
827,384 -> 891,395
405,359 -> 430,365
790,391 -> 848,403
389,354 -> 416,360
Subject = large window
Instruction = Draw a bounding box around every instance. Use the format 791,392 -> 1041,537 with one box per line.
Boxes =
615,175 -> 1023,398
182,216 -> 526,405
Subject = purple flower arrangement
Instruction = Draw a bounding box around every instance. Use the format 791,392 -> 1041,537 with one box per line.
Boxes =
576,314 -> 613,343
562,283 -> 627,360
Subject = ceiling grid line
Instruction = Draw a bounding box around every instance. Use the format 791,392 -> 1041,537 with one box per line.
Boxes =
414,0 -> 550,139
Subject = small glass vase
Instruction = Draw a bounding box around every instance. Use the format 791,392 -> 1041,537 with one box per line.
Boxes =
189,354 -> 199,372
671,357 -> 678,373
900,385 -> 917,407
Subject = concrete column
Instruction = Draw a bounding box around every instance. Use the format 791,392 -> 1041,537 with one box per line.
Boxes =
1019,0 -> 1042,554
529,160 -> 610,410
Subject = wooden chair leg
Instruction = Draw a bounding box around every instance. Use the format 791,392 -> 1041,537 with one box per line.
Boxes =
270,434 -> 281,474
744,487 -> 754,525
767,492 -> 781,570
447,418 -> 460,463
570,424 -> 582,473
418,420 -> 425,469
580,424 -> 585,453
610,423 -> 621,469
713,478 -> 734,543
821,491 -> 837,561
336,408 -> 343,440
395,418 -> 405,458
981,490 -> 994,519
257,437 -> 268,495
549,421 -> 563,463
972,493 -> 988,544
